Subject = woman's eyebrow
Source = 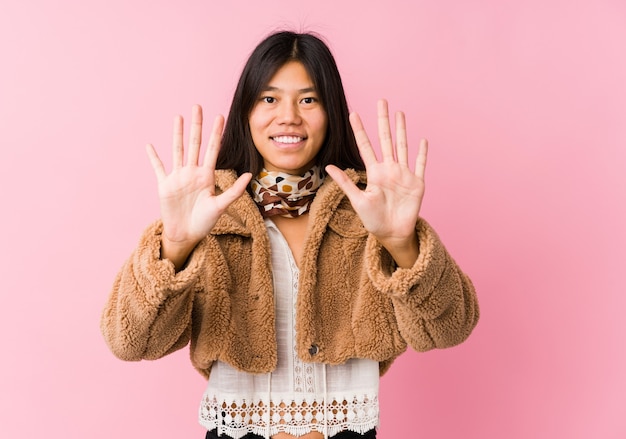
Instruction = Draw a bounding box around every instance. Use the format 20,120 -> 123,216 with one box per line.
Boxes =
262,85 -> 317,93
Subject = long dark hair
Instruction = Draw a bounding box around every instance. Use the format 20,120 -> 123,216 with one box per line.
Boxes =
216,31 -> 365,175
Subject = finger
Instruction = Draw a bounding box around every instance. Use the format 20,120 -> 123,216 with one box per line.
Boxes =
202,114 -> 225,171
216,172 -> 253,209
395,111 -> 409,166
349,112 -> 378,167
414,138 -> 428,180
146,143 -> 166,181
172,114 -> 184,168
377,99 -> 395,162
186,104 -> 203,166
325,164 -> 363,202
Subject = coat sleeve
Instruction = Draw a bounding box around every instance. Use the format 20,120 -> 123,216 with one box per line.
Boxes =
100,221 -> 208,361
365,217 -> 479,351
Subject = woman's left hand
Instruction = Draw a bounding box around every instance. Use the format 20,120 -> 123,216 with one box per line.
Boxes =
325,99 -> 428,268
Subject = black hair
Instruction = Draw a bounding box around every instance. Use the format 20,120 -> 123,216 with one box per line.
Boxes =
216,31 -> 365,175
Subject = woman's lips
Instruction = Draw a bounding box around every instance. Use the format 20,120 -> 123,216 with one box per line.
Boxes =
271,135 -> 305,144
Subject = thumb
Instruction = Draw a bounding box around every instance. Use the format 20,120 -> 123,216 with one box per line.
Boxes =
216,172 -> 253,209
325,165 -> 362,202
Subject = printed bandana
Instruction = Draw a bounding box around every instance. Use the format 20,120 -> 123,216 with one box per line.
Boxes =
251,166 -> 325,218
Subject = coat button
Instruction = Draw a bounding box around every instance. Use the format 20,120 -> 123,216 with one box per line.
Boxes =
308,344 -> 319,356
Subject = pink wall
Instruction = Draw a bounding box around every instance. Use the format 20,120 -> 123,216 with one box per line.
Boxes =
1,0 -> 624,438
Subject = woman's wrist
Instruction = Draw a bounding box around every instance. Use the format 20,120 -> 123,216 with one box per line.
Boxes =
378,232 -> 420,269
160,235 -> 199,271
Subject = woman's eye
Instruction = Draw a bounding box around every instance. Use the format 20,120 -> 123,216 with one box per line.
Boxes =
301,97 -> 316,104
261,96 -> 276,104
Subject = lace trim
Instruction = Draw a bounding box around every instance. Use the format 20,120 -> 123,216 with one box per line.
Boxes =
199,394 -> 379,439
289,265 -> 316,395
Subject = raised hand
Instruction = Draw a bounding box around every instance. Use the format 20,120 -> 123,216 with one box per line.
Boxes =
146,105 -> 252,269
325,99 -> 428,268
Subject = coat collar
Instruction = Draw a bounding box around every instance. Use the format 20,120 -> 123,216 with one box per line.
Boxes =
211,169 -> 366,237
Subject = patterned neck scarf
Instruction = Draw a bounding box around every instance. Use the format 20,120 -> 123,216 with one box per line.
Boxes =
251,166 -> 325,218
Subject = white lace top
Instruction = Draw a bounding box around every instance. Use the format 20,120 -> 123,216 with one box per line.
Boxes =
199,219 -> 380,438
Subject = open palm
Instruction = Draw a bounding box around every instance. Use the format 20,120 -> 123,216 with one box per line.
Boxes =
326,100 -> 428,257
146,105 -> 251,265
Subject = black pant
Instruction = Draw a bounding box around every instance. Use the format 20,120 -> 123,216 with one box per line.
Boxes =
206,428 -> 377,439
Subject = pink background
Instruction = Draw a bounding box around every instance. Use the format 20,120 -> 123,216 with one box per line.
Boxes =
1,0 -> 624,438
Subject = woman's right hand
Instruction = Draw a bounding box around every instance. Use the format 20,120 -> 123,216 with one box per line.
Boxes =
146,104 -> 252,270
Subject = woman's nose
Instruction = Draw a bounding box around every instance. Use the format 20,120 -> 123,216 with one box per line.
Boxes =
277,101 -> 301,124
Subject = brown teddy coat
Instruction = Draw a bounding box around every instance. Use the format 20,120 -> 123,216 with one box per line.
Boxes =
101,169 -> 479,378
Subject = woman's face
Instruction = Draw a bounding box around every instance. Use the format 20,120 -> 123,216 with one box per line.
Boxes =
249,61 -> 328,175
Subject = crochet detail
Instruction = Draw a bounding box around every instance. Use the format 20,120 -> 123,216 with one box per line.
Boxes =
199,393 -> 378,439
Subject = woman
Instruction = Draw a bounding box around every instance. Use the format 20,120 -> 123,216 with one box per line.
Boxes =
101,31 -> 479,439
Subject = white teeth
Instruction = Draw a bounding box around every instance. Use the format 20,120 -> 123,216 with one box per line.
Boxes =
272,136 -> 303,144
